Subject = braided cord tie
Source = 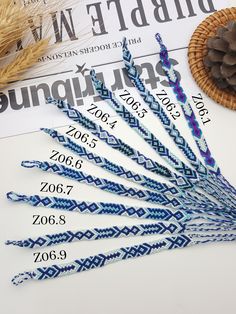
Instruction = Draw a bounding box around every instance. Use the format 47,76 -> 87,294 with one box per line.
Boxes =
215,173 -> 236,197
155,33 -> 236,201
46,97 -> 195,191
196,178 -> 236,209
11,233 -> 236,286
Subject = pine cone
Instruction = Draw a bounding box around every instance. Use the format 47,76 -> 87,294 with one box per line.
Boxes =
204,21 -> 236,91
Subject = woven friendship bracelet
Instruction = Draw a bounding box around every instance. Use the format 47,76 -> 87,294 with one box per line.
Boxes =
6,221 -> 186,248
11,233 -> 236,286
46,97 -> 195,191
89,70 -> 235,209
91,69 -> 199,181
42,128 -> 217,209
155,33 -> 236,199
155,33 -> 219,174
6,192 -> 193,221
122,37 -> 208,178
7,192 -> 235,223
20,160 -> 193,209
6,221 -> 236,249
121,40 -> 236,208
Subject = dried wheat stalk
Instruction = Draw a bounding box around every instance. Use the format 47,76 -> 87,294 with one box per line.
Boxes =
0,0 -> 79,89
0,39 -> 49,88
0,1 -> 27,57
0,0 -> 59,89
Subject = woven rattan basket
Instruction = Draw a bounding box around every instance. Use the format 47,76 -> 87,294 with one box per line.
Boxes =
188,7 -> 236,110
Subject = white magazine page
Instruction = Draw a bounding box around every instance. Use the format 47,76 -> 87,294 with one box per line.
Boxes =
0,1 -> 236,314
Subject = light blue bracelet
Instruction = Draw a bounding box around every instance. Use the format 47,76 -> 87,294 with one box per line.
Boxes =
155,33 -> 236,199
11,233 -> 236,286
122,37 -> 208,178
